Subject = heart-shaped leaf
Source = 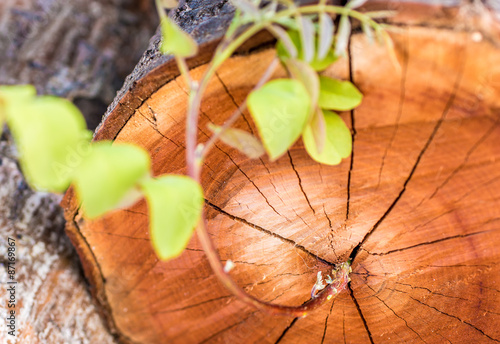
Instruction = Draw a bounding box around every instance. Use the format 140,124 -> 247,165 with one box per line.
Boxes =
141,175 -> 204,261
7,96 -> 89,192
160,17 -> 198,57
73,142 -> 151,218
303,110 -> 352,165
0,85 -> 37,119
208,123 -> 265,159
318,76 -> 362,111
247,79 -> 311,160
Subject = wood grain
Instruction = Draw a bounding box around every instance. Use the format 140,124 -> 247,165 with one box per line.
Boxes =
62,2 -> 500,344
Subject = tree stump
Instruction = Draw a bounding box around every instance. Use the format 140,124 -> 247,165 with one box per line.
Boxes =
62,1 -> 500,343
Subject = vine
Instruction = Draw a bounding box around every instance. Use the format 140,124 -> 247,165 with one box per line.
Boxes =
0,0 -> 394,317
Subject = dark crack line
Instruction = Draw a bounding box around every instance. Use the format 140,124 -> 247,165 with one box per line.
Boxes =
137,107 -> 182,148
349,51 -> 466,263
274,318 -> 299,344
200,311 -> 257,344
320,301 -> 335,344
345,37 -> 356,225
323,204 -> 338,259
367,228 -> 497,256
287,151 -> 315,214
206,200 -> 335,266
348,283 -> 374,344
394,282 -> 468,301
69,212 -> 140,344
92,232 -> 149,241
224,149 -> 287,219
215,71 -> 255,134
403,293 -> 500,342
377,27 -> 409,189
366,286 -> 427,343
154,295 -> 232,314
419,118 -> 500,208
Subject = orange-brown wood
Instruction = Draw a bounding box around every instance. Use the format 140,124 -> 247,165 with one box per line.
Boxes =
63,6 -> 500,344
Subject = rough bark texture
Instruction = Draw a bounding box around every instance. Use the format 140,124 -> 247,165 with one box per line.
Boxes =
0,0 -> 157,129
0,0 -> 156,342
62,1 -> 500,343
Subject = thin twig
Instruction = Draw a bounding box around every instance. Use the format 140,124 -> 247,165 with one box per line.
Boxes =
201,58 -> 280,158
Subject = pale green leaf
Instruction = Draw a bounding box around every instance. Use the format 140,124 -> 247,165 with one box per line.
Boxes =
299,16 -> 315,63
318,76 -> 362,111
7,96 -> 89,192
335,15 -> 351,57
208,123 -> 265,159
303,110 -> 352,165
247,79 -> 311,160
276,30 -> 337,71
284,58 -> 319,117
73,142 -> 151,218
141,175 -> 204,261
318,13 -> 334,60
0,85 -> 37,122
310,108 -> 326,153
160,17 -> 198,57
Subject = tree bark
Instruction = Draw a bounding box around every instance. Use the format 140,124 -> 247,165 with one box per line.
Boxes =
63,1 -> 500,343
0,1 -> 156,343
0,0 -> 157,129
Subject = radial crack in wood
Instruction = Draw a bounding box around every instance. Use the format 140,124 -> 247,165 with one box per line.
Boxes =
62,2 -> 500,343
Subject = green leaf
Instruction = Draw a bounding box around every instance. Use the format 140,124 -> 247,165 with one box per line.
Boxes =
303,110 -> 352,165
160,17 -> 198,57
247,79 -> 311,160
208,123 -> 265,159
318,13 -> 334,60
141,175 -> 204,261
276,30 -> 337,71
284,58 -> 320,115
73,142 -> 151,218
318,76 -> 362,111
0,85 -> 37,122
310,108 -> 326,153
7,96 -> 89,192
335,15 -> 351,57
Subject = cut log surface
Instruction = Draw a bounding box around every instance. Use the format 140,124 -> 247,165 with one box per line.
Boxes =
63,1 -> 500,343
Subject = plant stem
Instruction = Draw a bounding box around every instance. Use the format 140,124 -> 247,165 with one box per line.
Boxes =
196,217 -> 351,317
200,58 -> 280,159
182,4 -> 380,315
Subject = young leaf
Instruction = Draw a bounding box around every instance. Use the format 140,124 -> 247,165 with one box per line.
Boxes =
73,142 -> 151,218
335,15 -> 351,57
7,96 -> 89,192
276,30 -> 337,71
303,110 -> 352,165
208,123 -> 265,159
230,0 -> 259,17
160,17 -> 198,57
318,13 -> 334,60
0,85 -> 36,107
361,21 -> 374,44
141,175 -> 204,261
299,16 -> 315,63
284,58 -> 319,117
346,0 -> 367,9
318,76 -> 362,111
309,108 -> 327,153
270,25 -> 297,58
247,79 -> 311,160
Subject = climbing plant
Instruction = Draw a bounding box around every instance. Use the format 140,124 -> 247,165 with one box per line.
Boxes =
0,0 -> 394,316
